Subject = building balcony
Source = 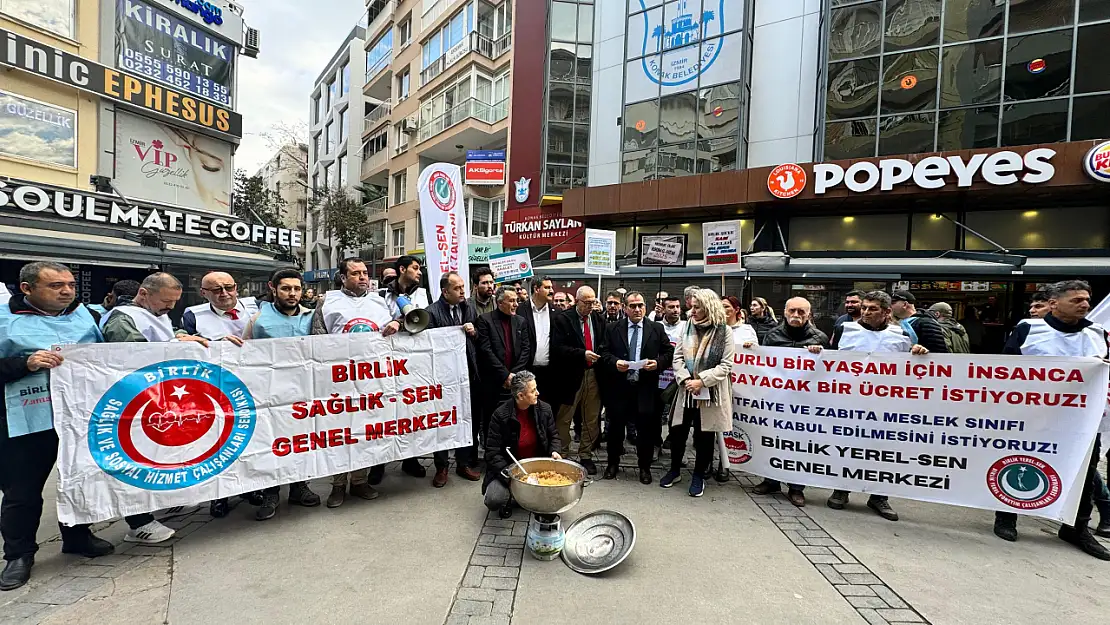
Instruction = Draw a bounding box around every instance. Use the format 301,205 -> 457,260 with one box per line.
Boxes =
366,0 -> 395,40
417,97 -> 508,144
363,102 -> 392,136
364,196 -> 388,218
415,98 -> 508,160
419,31 -> 511,86
361,148 -> 390,180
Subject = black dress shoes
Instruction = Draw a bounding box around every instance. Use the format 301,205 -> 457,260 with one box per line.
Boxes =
603,465 -> 619,480
639,469 -> 653,485
0,556 -> 33,591
579,458 -> 598,475
60,535 -> 114,558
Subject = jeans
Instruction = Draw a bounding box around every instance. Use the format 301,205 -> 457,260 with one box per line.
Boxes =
669,408 -> 715,476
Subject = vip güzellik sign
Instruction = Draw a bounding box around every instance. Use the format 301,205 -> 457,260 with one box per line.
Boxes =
51,330 -> 470,524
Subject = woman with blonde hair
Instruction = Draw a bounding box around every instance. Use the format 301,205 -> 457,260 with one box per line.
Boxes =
660,288 -> 735,497
748,296 -> 777,343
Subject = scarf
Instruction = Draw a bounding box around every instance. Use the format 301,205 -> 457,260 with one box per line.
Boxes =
681,318 -> 728,408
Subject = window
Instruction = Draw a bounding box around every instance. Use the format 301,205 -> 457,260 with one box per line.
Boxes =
964,207 -> 1108,250
0,91 -> 76,167
469,197 -> 505,238
324,121 -> 334,154
313,94 -> 322,123
367,30 -> 394,76
341,63 -> 350,95
312,173 -> 319,192
789,214 -> 910,252
391,224 -> 406,257
398,69 -> 411,100
323,163 -> 333,189
2,0 -> 75,38
339,109 -> 348,141
394,122 -> 409,153
338,154 -> 348,188
312,133 -> 321,160
392,171 -> 408,205
399,18 -> 413,46
423,31 -> 442,69
326,80 -> 336,108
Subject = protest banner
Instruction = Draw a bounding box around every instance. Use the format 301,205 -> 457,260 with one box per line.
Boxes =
51,329 -> 470,524
488,248 -> 534,283
418,163 -> 469,301
584,228 -> 616,276
703,220 -> 743,274
726,347 -> 1108,522
638,234 -> 688,267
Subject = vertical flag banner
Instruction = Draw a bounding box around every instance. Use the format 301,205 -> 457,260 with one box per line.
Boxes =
418,163 -> 469,301
584,228 -> 617,276
703,220 -> 744,274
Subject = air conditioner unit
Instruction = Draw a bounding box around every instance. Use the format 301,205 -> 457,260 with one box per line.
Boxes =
403,115 -> 419,133
242,27 -> 261,58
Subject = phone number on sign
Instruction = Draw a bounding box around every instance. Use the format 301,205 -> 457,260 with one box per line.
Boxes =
119,50 -> 232,105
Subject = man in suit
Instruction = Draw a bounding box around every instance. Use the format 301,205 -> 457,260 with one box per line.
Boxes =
550,286 -> 607,475
517,275 -> 555,405
599,292 -> 674,484
476,286 -> 531,427
425,272 -> 484,487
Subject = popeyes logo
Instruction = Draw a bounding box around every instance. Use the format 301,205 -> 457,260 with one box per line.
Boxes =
1084,140 -> 1110,183
768,163 -> 806,199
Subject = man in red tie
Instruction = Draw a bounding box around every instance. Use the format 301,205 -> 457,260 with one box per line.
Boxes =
550,286 -> 607,475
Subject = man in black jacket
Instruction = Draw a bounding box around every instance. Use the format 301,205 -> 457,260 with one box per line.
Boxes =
476,286 -> 531,422
425,272 -> 483,487
517,276 -> 555,405
747,297 -> 828,506
598,292 -> 674,484
483,372 -> 561,518
890,290 -> 949,354
550,286 -> 608,475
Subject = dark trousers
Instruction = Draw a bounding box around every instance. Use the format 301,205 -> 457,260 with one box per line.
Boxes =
997,434 -> 1101,529
760,479 -> 805,492
607,402 -> 660,470
669,408 -> 715,476
0,429 -> 94,560
436,383 -> 485,470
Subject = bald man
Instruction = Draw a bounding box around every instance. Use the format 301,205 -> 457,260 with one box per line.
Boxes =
182,272 -> 259,344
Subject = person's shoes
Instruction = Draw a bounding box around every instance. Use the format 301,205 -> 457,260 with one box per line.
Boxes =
1095,520 -> 1110,538
661,439 -> 671,451
603,464 -> 619,480
787,489 -> 806,507
209,499 -> 230,518
689,473 -> 705,497
993,516 -> 1018,542
256,492 -> 279,521
402,458 -> 427,478
0,556 -> 33,591
714,468 -> 730,483
350,483 -> 380,501
1059,525 -> 1110,560
432,468 -> 449,488
326,485 -> 346,508
659,470 -> 682,488
124,520 -> 175,544
288,482 -> 321,507
639,469 -> 653,485
242,491 -> 265,506
580,458 -> 598,476
827,490 -> 849,510
867,498 -> 899,521
456,466 -> 482,481
498,504 -> 513,519
573,431 -> 580,443
61,535 -> 114,558
368,465 -> 385,485
752,480 -> 779,495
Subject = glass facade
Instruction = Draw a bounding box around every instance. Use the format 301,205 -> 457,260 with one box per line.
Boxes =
824,0 -> 1110,159
621,0 -> 751,182
543,0 -> 594,196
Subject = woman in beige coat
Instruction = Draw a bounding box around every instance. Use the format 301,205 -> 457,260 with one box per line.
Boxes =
660,288 -> 735,497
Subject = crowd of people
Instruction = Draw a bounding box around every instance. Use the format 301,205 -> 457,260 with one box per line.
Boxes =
1,258 -> 1109,592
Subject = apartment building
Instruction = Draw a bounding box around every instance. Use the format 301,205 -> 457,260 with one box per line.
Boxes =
357,0 -> 514,265
306,25 -> 369,279
255,143 -> 310,262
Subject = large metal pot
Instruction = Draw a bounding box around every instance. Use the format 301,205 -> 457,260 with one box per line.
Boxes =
502,457 -> 586,515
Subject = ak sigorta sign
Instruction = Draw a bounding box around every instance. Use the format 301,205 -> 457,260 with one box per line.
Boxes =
1,27 -> 242,138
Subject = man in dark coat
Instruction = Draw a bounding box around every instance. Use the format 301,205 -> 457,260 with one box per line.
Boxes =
425,271 -> 483,487
890,290 -> 949,354
550,286 -> 608,475
598,292 -> 674,484
517,276 -> 556,405
476,286 -> 531,422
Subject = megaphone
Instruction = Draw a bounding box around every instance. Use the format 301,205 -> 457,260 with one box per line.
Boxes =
396,295 -> 430,334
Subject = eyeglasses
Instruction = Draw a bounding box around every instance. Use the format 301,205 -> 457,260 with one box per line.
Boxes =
204,284 -> 237,293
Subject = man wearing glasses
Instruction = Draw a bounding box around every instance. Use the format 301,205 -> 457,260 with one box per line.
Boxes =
182,272 -> 258,343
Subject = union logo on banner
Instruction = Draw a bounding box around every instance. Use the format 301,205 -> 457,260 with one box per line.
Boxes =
428,171 -> 456,211
638,0 -> 725,86
343,317 -> 380,333
88,360 -> 256,491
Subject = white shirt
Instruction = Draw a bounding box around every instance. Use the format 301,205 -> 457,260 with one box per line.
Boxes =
531,299 -> 551,366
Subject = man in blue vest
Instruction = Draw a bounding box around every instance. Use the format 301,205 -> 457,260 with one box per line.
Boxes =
240,268 -> 322,520
0,262 -> 114,591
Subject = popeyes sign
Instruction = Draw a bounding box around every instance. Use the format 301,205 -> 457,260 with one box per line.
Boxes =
768,148 -> 1058,197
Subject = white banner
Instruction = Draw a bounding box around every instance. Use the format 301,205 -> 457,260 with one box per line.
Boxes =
418,163 -> 469,301
585,228 -> 616,276
52,329 -> 471,524
703,220 -> 743,274
726,347 -> 1108,522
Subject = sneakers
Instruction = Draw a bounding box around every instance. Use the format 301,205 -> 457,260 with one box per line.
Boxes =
689,473 -> 705,497
288,482 -> 321,507
659,470 -> 682,488
432,468 -> 449,488
867,497 -> 899,522
349,483 -> 380,501
1058,525 -> 1110,561
0,556 -> 33,591
326,485 -> 346,509
826,490 -> 849,510
61,534 -> 115,558
256,492 -> 279,521
124,520 -> 176,544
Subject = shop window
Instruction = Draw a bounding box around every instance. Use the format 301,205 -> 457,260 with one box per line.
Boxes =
883,0 -> 941,53
1074,23 -> 1110,94
825,119 -> 877,160
1003,30 -> 1073,102
1071,94 -> 1110,141
1007,0 -> 1075,35
965,208 -> 1109,250
659,91 -> 698,144
1080,0 -> 1110,22
880,50 -> 939,114
1000,98 -> 1068,146
789,214 -> 910,252
910,213 -> 957,250
936,106 -> 999,150
624,101 -> 660,149
827,59 -> 881,121
828,2 -> 882,61
943,0 -> 1005,42
939,40 -> 1002,108
878,113 -> 935,156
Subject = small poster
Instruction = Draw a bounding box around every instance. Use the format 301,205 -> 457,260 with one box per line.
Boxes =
638,234 -> 688,268
488,249 -> 534,283
702,220 -> 743,274
585,228 -> 617,276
